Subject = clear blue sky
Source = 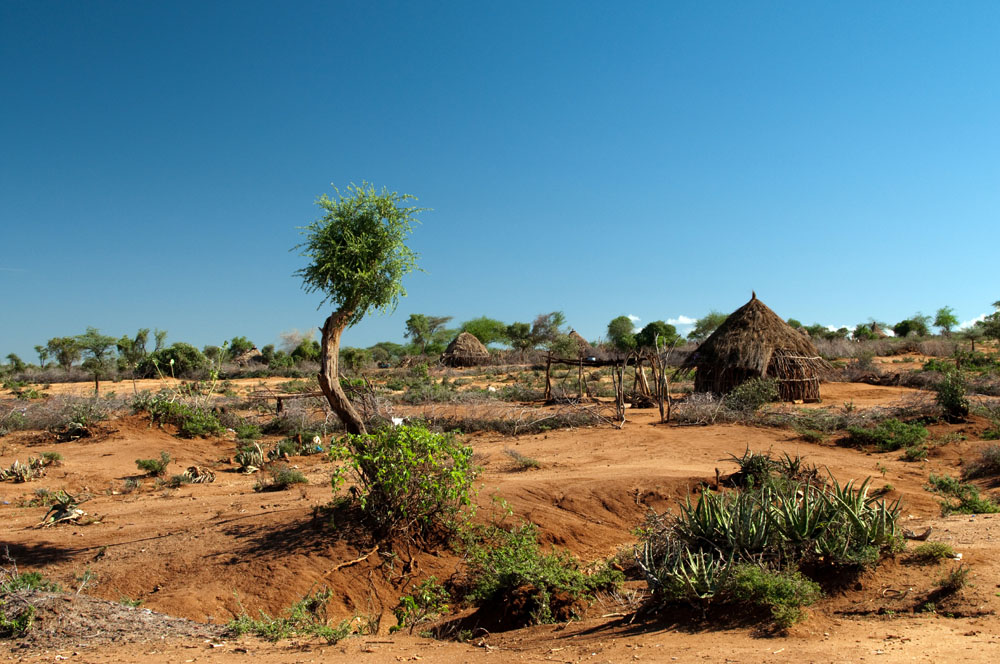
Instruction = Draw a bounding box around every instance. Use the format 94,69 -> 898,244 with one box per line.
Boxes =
3,1 -> 998,360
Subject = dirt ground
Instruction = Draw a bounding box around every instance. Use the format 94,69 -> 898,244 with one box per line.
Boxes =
3,376 -> 1000,663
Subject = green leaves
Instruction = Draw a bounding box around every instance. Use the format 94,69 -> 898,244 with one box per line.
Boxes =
295,183 -> 423,325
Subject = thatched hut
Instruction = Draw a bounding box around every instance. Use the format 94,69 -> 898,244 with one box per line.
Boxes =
681,293 -> 831,402
441,332 -> 490,367
568,330 -> 593,357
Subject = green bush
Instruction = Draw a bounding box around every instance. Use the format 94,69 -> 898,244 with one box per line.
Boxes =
330,424 -> 476,540
391,577 -> 450,634
843,419 -> 928,452
727,564 -> 821,629
136,451 -> 171,477
256,464 -> 308,491
138,343 -> 208,378
725,378 -> 779,413
234,422 -> 262,441
927,473 -> 1000,514
935,370 -> 970,421
226,588 -> 353,643
136,396 -> 224,438
909,541 -> 956,564
464,524 -> 622,626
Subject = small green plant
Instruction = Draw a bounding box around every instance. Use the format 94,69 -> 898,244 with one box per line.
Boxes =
726,447 -> 776,486
902,444 -> 928,462
909,541 -> 956,564
927,474 -> 1000,515
935,564 -> 970,594
725,378 -> 779,413
226,588 -> 353,643
504,448 -> 541,470
843,419 -> 928,452
137,396 -> 224,438
391,576 -> 450,634
727,564 -> 821,629
119,596 -> 144,607
40,451 -> 62,465
233,421 -> 262,441
255,463 -> 308,492
235,443 -> 265,473
135,451 -> 171,477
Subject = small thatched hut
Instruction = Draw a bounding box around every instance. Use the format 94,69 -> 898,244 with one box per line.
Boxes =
568,330 -> 593,357
441,332 -> 490,367
681,293 -> 831,402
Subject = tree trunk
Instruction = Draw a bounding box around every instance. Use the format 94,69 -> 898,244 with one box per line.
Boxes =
318,311 -> 367,435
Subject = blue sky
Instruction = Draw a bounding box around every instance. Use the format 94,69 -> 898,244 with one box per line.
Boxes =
2,1 -> 998,360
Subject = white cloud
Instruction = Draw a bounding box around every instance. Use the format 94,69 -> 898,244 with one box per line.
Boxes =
627,314 -> 641,323
667,315 -> 696,326
959,313 -> 988,330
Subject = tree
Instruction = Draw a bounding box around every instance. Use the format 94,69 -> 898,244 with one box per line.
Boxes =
607,316 -> 637,353
153,329 -> 168,352
404,314 -> 453,354
77,327 -> 117,393
530,311 -> 566,348
341,347 -> 371,373
786,318 -> 803,329
34,345 -> 49,368
506,322 -> 533,354
229,336 -> 256,356
635,321 -> 679,350
460,316 -> 509,346
117,328 -> 150,393
687,311 -> 727,342
934,306 -> 959,335
852,323 -> 878,341
893,314 -> 930,338
46,336 -> 81,371
295,183 -> 422,435
290,338 -> 321,363
5,354 -> 26,373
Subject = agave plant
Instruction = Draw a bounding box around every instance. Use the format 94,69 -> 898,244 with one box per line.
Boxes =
235,443 -> 265,474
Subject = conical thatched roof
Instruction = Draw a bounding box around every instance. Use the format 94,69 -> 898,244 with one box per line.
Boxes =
568,330 -> 593,356
441,332 -> 490,367
682,293 -> 831,401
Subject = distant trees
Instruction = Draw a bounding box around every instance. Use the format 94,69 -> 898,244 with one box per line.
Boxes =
687,311 -> 727,342
46,336 -> 81,371
460,316 -> 509,346
404,314 -> 454,354
606,316 -> 637,353
636,321 -> 679,349
934,307 -> 959,335
77,327 -> 117,393
893,313 -> 931,338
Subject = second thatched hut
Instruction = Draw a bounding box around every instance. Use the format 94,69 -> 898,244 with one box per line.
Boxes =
441,332 -> 490,367
681,293 -> 830,402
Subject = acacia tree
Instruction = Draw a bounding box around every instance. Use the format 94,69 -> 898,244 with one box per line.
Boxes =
934,306 -> 959,336
295,184 -> 422,435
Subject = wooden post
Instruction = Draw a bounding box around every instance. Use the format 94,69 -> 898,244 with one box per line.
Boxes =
544,355 -> 552,401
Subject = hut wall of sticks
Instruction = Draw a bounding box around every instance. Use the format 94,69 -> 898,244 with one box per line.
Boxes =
440,331 -> 491,367
681,293 -> 831,402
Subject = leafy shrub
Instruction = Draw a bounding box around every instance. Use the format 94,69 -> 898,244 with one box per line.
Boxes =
935,564 -> 969,594
330,424 -> 477,540
137,343 -> 208,378
255,464 -> 308,491
135,451 -> 171,477
726,448 -> 776,487
927,473 -> 1000,514
909,541 -> 956,564
902,444 -> 928,462
727,564 -> 821,629
136,396 -> 224,438
843,419 -> 928,452
226,588 -> 354,643
233,422 -> 261,441
935,370 -> 969,421
464,524 -> 622,626
725,378 -> 779,413
504,448 -> 540,470
391,577 -> 450,634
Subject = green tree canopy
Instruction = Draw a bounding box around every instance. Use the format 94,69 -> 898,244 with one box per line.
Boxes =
460,316 -> 509,346
607,316 -> 637,352
77,327 -> 118,392
687,311 -> 728,342
46,336 -> 82,371
506,322 -> 533,353
934,307 -> 959,334
635,321 -> 679,349
893,314 -> 931,338
405,314 -> 453,354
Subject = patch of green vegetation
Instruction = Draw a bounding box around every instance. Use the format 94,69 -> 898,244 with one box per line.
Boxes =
226,588 -> 354,643
843,418 -> 928,452
135,451 -> 171,477
135,395 -> 224,438
391,577 -> 450,634
254,464 -> 308,492
909,542 -> 956,564
927,474 -> 1000,515
725,378 -> 779,413
463,523 -> 622,626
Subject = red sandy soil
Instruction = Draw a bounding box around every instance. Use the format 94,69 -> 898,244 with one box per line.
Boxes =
2,378 -> 1000,662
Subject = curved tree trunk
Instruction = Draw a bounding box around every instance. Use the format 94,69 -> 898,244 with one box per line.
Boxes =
318,311 -> 367,435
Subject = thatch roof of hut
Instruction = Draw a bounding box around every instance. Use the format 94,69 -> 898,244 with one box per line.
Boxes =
681,293 -> 831,402
441,332 -> 490,367
568,330 -> 593,356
